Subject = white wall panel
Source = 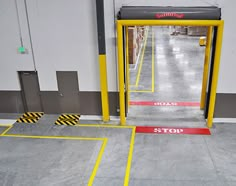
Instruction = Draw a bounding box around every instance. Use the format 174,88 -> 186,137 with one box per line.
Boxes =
1,0 -> 236,94
26,0 -> 100,91
217,1 -> 236,93
0,0 -> 35,90
104,0 -> 118,91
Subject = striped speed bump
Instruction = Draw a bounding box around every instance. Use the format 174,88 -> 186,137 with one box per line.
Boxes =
16,112 -> 44,123
55,114 -> 80,126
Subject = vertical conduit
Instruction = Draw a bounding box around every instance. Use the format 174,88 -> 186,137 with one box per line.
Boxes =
95,0 -> 110,121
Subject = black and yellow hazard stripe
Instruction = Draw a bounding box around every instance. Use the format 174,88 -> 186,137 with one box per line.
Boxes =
16,112 -> 44,123
23,112 -> 43,118
58,114 -> 80,120
55,114 -> 80,126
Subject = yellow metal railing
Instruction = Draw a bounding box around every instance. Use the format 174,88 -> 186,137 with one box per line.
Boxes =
117,20 -> 224,127
200,26 -> 213,109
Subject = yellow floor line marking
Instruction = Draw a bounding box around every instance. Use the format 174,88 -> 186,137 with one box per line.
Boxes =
88,138 -> 107,186
2,134 -> 105,141
0,126 -> 13,136
0,124 -> 13,127
1,129 -> 107,186
130,29 -> 155,93
134,28 -> 149,87
129,28 -> 149,87
152,30 -> 155,93
1,124 -> 137,186
124,127 -> 136,186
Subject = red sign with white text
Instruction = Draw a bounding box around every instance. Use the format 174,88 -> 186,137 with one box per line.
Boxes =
130,101 -> 200,107
136,126 -> 211,135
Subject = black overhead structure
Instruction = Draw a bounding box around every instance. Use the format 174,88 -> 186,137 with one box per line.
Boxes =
118,6 -> 221,20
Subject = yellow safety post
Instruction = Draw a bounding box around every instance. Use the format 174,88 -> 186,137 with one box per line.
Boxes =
200,26 -> 213,109
126,27 -> 130,108
117,22 -> 126,125
99,55 -> 110,122
207,21 -> 224,127
152,29 -> 155,92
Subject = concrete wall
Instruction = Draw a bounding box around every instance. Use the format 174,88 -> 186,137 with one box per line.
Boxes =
27,0 -> 100,91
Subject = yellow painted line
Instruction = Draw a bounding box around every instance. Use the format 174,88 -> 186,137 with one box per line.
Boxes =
0,124 -> 13,127
1,124 -> 137,184
88,138 -> 107,186
130,29 -> 155,93
135,28 -> 149,87
2,134 -> 105,141
0,126 -> 13,136
152,30 -> 155,93
1,132 -> 107,186
129,28 -> 149,87
124,127 -> 136,186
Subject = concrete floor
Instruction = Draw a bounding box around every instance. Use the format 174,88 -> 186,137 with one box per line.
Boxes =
0,27 -> 236,185
128,27 -> 206,127
0,120 -> 236,185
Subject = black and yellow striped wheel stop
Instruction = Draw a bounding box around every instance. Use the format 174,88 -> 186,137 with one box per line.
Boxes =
16,112 -> 44,123
55,114 -> 80,126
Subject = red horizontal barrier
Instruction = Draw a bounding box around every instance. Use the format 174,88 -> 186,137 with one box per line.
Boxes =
136,126 -> 211,135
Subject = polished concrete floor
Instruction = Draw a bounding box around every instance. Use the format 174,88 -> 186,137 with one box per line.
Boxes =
0,120 -> 236,186
0,27 -> 236,186
128,27 -> 206,127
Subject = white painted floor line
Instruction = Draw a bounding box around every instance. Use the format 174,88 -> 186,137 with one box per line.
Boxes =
213,118 -> 236,123
80,115 -> 120,121
0,119 -> 16,125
